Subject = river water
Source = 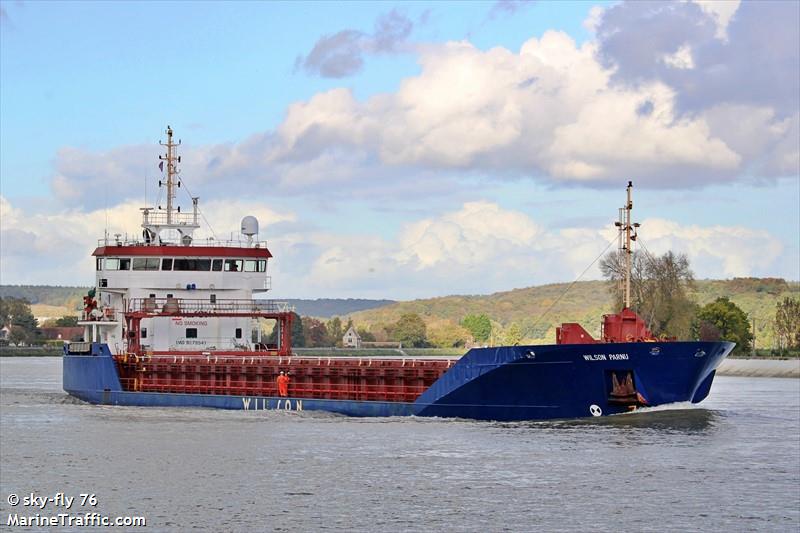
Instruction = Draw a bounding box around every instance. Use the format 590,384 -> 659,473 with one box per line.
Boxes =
1,357 -> 798,532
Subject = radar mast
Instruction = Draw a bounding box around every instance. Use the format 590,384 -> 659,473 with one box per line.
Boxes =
616,181 -> 640,309
160,125 -> 179,225
140,126 -> 200,244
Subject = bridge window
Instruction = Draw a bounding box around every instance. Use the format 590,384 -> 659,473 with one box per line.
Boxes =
224,259 -> 243,272
258,260 -> 267,272
162,258 -> 173,271
133,258 -> 160,271
96,258 -> 102,271
212,259 -> 223,271
174,259 -> 212,271
104,258 -> 132,270
186,328 -> 198,339
244,260 -> 258,272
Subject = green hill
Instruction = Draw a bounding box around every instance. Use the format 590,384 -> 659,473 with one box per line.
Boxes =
2,279 -> 796,349
281,298 -> 394,318
0,285 -> 393,320
0,286 -> 87,314
348,278 -> 798,349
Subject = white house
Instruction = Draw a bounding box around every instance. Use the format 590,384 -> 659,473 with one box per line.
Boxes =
342,326 -> 362,349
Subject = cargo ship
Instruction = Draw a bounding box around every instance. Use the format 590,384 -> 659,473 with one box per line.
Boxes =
63,127 -> 734,421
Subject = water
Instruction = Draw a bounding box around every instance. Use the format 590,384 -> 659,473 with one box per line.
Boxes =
1,358 -> 798,532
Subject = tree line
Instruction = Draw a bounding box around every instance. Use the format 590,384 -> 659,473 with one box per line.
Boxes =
600,250 -> 799,355
264,310 -> 508,349
270,310 -> 528,349
0,298 -> 43,345
0,298 -> 83,346
3,258 -> 798,353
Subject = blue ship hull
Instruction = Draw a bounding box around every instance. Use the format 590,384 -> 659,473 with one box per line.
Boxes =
63,341 -> 733,421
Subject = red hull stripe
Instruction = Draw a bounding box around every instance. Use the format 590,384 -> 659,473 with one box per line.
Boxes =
93,245 -> 272,258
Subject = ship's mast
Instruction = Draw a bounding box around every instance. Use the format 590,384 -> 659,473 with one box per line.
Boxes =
617,206 -> 625,298
159,126 -> 180,225
140,126 -> 199,244
618,181 -> 639,309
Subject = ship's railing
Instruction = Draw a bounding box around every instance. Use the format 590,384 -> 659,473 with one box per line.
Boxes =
97,236 -> 269,249
141,211 -> 199,227
123,353 -> 455,365
128,298 -> 292,315
80,307 -> 121,322
119,376 -> 429,402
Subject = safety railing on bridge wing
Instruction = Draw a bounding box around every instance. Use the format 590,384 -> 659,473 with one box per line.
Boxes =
97,235 -> 269,249
127,298 -> 293,315
80,307 -> 121,322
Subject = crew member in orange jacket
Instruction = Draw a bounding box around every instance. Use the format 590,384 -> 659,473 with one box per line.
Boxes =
277,371 -> 290,397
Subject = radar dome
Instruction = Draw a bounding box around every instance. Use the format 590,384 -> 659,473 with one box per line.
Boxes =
241,216 -> 259,237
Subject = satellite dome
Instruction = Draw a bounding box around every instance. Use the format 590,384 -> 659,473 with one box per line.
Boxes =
241,216 -> 259,237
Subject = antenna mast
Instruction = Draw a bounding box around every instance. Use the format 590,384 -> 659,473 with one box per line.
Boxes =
159,125 -> 181,225
617,181 -> 639,309
143,126 -> 198,244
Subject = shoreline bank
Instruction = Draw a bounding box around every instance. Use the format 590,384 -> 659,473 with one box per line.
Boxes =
716,358 -> 799,378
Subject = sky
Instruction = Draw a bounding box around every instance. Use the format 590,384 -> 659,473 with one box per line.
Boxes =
1,0 -> 798,299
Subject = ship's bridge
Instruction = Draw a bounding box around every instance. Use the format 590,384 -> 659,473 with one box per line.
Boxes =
79,126 -> 278,354
92,243 -> 273,293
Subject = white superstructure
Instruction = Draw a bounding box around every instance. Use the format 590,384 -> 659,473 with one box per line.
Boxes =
79,127 -> 287,354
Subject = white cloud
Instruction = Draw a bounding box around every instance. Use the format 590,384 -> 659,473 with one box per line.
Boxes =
46,16 -> 796,209
399,201 -> 542,268
638,217 -> 783,278
545,81 -> 740,182
0,196 -> 291,286
291,203 -> 787,298
582,5 -> 605,34
0,195 -> 790,297
269,31 -> 744,187
278,201 -> 611,298
702,106 -> 799,176
273,202 -> 794,297
3,2 -> 795,296
662,44 -> 695,69
690,0 -> 741,40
